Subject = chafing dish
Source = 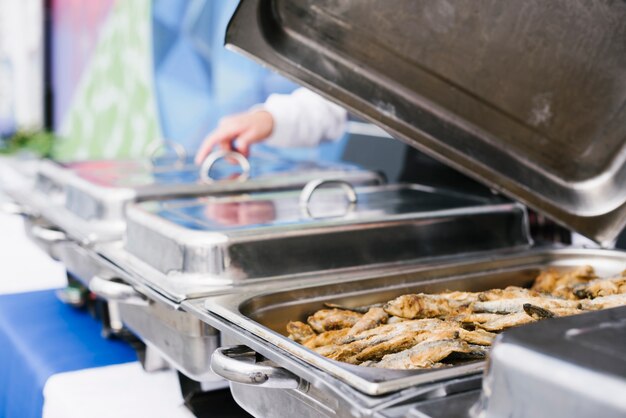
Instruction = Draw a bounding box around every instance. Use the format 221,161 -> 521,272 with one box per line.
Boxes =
0,149 -> 382,383
191,1 -> 626,416
95,181 -> 529,383
7,150 -> 384,250
188,248 -> 626,417
122,183 -> 529,287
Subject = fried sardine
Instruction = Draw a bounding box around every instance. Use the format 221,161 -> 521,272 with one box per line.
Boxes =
286,265 -> 626,371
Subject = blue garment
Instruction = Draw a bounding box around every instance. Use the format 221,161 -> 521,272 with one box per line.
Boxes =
0,289 -> 137,418
151,0 -> 297,152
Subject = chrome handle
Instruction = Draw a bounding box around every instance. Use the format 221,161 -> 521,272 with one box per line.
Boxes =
199,150 -> 251,183
30,224 -> 68,243
211,346 -> 300,389
148,140 -> 187,167
299,179 -> 358,207
89,276 -> 149,306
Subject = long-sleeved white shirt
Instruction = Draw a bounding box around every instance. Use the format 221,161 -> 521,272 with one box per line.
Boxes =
260,88 -> 348,148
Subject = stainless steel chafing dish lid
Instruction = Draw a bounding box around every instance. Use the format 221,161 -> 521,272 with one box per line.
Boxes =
226,0 -> 626,246
58,152 -> 383,222
11,152 -> 381,244
124,183 -> 530,281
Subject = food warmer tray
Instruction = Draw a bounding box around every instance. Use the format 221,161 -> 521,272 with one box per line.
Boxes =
92,182 -> 529,383
184,248 -> 626,417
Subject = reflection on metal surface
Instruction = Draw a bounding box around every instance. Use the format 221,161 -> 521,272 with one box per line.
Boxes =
226,0 -> 626,244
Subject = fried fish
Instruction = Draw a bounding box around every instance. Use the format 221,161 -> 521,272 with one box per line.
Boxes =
372,339 -> 487,369
307,308 -> 362,333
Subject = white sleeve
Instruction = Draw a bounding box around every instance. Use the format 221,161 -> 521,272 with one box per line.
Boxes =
259,88 -> 348,148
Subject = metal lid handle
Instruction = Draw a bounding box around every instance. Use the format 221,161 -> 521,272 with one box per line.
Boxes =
199,150 -> 251,183
148,140 -> 187,167
89,276 -> 149,306
299,179 -> 358,207
211,346 -> 300,389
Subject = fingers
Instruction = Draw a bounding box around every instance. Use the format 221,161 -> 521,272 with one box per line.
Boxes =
233,129 -> 260,157
194,117 -> 244,164
233,111 -> 274,157
194,111 -> 274,164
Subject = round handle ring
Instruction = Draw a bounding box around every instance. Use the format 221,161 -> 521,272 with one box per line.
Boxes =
199,150 -> 251,183
299,179 -> 358,219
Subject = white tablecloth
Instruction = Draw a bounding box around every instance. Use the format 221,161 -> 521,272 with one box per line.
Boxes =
43,363 -> 193,418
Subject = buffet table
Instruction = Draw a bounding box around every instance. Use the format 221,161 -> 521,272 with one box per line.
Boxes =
0,210 -> 205,418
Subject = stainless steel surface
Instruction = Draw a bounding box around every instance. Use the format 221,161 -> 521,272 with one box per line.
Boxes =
216,344 -> 480,417
191,312 -> 483,418
14,153 -> 382,245
226,0 -> 626,245
211,346 -> 300,389
82,250 -> 224,382
200,150 -> 251,183
191,248 -> 626,397
125,184 -> 530,281
474,306 -> 626,418
229,378 -> 481,418
89,276 -> 149,307
118,300 -> 222,382
54,242 -> 109,285
142,345 -> 171,373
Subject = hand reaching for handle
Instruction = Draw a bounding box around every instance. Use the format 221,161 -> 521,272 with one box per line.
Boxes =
194,110 -> 274,164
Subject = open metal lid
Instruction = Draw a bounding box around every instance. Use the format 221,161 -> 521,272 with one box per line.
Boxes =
226,0 -> 626,246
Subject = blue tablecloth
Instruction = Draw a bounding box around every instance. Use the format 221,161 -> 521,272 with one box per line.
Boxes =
0,289 -> 137,418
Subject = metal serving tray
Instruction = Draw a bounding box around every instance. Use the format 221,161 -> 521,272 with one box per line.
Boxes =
9,151 -> 384,245
186,248 -> 626,402
226,0 -> 626,245
124,183 -> 530,283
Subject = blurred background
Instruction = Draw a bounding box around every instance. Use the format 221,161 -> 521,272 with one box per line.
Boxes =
0,0 -> 406,179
